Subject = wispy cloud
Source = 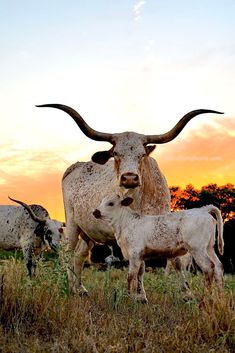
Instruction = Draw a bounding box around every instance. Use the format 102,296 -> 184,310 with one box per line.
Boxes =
133,1 -> 147,21
0,146 -> 68,178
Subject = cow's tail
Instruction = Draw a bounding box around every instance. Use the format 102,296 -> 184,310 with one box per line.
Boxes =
205,205 -> 224,255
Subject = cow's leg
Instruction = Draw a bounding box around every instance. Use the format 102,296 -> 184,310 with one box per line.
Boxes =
22,244 -> 35,278
169,257 -> 193,299
65,221 -> 80,292
66,223 -> 95,295
73,233 -> 95,295
20,231 -> 37,277
127,257 -> 142,302
136,261 -> 148,303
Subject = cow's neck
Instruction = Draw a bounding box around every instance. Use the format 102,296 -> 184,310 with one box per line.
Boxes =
137,157 -> 171,215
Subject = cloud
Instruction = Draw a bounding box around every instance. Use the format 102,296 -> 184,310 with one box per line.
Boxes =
0,143 -> 70,177
155,117 -> 235,188
133,1 -> 147,21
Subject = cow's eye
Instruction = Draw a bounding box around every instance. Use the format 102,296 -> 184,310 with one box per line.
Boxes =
108,202 -> 114,206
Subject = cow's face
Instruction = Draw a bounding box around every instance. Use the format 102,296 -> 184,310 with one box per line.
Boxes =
92,132 -> 156,190
93,194 -> 133,221
43,220 -> 63,251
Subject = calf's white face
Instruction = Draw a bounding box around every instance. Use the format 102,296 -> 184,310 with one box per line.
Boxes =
93,194 -> 133,221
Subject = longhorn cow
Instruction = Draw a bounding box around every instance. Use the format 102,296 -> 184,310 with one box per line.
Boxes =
37,104 -> 223,294
0,197 -> 62,277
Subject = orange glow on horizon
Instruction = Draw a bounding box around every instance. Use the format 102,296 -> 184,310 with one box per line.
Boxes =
1,164 -> 233,223
1,117 -> 234,222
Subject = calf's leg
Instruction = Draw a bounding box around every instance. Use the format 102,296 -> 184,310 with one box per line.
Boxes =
128,258 -> 143,302
170,257 -> 193,299
207,245 -> 224,295
191,250 -> 215,299
136,261 -> 148,303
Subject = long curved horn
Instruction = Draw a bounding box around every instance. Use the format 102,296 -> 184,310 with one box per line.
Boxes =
144,109 -> 224,144
36,104 -> 114,143
8,197 -> 46,224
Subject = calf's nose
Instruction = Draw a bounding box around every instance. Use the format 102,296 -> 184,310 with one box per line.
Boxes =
93,209 -> 102,219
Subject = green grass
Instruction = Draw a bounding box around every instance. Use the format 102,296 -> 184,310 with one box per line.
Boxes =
0,249 -> 24,261
0,256 -> 234,353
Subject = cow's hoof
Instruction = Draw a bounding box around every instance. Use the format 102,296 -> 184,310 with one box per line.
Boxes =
71,285 -> 88,297
136,296 -> 148,304
78,285 -> 89,296
140,298 -> 148,304
182,291 -> 194,302
183,295 -> 194,302
79,291 -> 89,297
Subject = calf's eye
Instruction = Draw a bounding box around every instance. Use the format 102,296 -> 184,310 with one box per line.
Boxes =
108,202 -> 114,206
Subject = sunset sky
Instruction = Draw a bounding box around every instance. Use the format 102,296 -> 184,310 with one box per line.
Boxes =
1,1 -> 235,221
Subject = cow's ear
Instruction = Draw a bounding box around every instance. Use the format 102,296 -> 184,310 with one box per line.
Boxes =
145,145 -> 156,155
121,197 -> 134,207
92,150 -> 112,165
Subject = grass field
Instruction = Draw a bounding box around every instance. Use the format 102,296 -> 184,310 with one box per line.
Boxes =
0,255 -> 234,353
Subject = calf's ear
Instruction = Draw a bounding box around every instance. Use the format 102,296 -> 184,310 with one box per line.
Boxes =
121,197 -> 134,207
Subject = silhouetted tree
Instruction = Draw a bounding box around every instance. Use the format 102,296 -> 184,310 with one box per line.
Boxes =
170,183 -> 235,220
199,183 -> 235,219
170,184 -> 200,210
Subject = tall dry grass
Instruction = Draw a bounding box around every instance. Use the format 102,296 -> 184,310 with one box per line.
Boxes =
0,255 -> 234,353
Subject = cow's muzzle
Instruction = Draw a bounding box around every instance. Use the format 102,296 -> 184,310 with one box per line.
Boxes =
120,173 -> 140,189
93,209 -> 102,219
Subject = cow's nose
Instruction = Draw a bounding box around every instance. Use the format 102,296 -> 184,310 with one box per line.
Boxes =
120,173 -> 140,188
93,209 -> 102,219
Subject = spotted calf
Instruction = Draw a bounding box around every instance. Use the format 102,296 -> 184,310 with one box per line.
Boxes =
93,194 -> 224,303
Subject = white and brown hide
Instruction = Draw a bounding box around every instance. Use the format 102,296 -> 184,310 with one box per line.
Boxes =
94,195 -> 224,303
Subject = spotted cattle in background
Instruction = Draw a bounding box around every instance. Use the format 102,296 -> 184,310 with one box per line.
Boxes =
0,197 -> 63,276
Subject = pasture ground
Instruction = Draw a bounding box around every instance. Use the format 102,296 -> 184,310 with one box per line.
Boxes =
0,254 -> 234,353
